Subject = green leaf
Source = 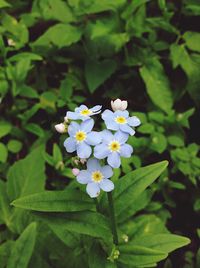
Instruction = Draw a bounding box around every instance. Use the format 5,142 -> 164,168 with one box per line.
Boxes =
139,58 -> 173,114
168,135 -> 184,147
85,59 -> 117,93
0,180 -> 12,226
183,31 -> 200,52
7,222 -> 37,268
35,211 -> 112,242
0,142 -> 8,163
150,133 -> 167,153
0,0 -> 10,8
7,140 -> 22,153
11,189 -> 94,212
118,244 -> 167,266
32,23 -> 82,48
24,123 -> 45,137
7,146 -> 46,200
0,121 -> 12,138
114,161 -> 168,218
0,241 -> 14,268
130,234 -> 190,254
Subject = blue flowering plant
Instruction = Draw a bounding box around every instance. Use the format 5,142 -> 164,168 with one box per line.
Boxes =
57,100 -> 140,198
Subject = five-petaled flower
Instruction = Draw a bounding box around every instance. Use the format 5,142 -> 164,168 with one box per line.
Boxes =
76,158 -> 114,198
102,109 -> 141,136
94,130 -> 133,168
64,119 -> 101,159
66,104 -> 102,121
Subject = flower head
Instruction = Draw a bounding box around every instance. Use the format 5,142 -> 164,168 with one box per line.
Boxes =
102,110 -> 140,136
111,98 -> 128,111
94,130 -> 133,168
64,119 -> 101,159
76,158 -> 114,198
66,104 -> 102,121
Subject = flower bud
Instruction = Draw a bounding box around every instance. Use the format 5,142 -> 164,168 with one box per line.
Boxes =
55,123 -> 66,133
72,168 -> 80,176
111,98 -> 128,111
64,116 -> 69,123
80,158 -> 87,164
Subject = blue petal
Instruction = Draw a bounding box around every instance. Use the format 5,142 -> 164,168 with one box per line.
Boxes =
101,165 -> 113,179
107,152 -> 121,168
87,158 -> 101,172
114,130 -> 129,144
86,182 -> 100,198
77,170 -> 91,184
81,119 -> 94,132
77,142 -> 92,158
102,109 -> 114,120
75,104 -> 88,112
100,179 -> 114,192
90,105 -> 102,112
101,130 -> 113,144
120,144 -> 133,157
86,131 -> 102,145
128,116 -> 141,127
64,137 -> 76,153
68,121 -> 80,136
66,111 -> 79,120
115,110 -> 129,118
94,144 -> 109,159
120,124 -> 135,136
105,120 -> 119,131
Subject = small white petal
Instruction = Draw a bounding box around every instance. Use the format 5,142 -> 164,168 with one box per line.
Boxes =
55,123 -> 66,133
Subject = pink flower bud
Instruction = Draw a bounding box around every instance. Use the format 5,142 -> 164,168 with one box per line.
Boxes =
72,168 -> 80,176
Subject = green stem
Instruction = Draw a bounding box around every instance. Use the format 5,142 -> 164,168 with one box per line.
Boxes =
94,198 -> 100,212
107,192 -> 118,245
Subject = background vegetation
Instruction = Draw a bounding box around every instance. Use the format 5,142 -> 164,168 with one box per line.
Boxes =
0,0 -> 200,267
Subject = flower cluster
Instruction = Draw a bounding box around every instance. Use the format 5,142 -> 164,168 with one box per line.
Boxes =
55,99 -> 141,198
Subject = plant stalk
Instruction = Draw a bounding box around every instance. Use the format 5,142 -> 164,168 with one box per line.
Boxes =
107,191 -> 118,245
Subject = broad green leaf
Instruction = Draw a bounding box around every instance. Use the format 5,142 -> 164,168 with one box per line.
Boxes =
85,59 -> 117,93
7,140 -> 22,153
130,234 -> 190,254
0,181 -> 12,226
118,244 -> 167,266
35,211 -> 112,242
8,52 -> 42,62
139,58 -> 173,114
7,222 -> 37,268
11,189 -> 94,212
32,0 -> 76,23
0,241 -> 14,268
0,0 -> 10,8
32,23 -> 82,48
168,135 -> 184,147
150,133 -> 167,153
183,31 -> 200,52
7,146 -> 46,200
0,121 -> 12,138
114,161 -> 168,218
0,142 -> 8,163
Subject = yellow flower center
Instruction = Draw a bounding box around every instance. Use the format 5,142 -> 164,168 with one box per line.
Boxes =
75,131 -> 86,142
80,109 -> 92,116
92,171 -> 104,183
115,116 -> 127,124
108,140 -> 121,152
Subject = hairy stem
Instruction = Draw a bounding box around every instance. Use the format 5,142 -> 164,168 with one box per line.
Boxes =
107,191 -> 118,245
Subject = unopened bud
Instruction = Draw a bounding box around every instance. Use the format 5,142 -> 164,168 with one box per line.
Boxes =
72,168 -> 80,176
64,116 -> 69,123
55,123 -> 67,133
111,98 -> 128,111
80,158 -> 87,164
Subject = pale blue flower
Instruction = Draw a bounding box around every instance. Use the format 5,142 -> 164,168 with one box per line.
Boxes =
94,130 -> 133,168
77,158 -> 114,198
64,119 -> 101,159
66,104 -> 102,121
102,109 -> 140,136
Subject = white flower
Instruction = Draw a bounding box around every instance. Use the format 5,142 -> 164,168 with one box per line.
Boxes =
55,123 -> 66,133
111,99 -> 128,111
72,168 -> 80,176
